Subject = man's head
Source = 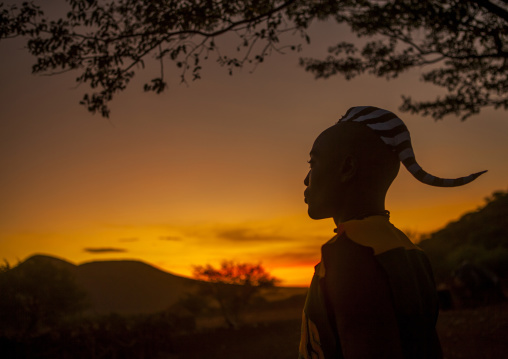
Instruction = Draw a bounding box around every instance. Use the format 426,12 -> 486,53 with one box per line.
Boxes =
304,121 -> 399,222
304,106 -> 486,223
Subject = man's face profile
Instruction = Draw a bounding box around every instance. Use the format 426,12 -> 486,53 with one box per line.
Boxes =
303,127 -> 348,220
303,121 -> 394,223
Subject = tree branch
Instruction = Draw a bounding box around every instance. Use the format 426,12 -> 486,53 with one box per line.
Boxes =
471,0 -> 508,22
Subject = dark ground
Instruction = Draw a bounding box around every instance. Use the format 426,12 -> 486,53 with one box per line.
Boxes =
437,302 -> 508,359
171,301 -> 508,359
2,300 -> 507,358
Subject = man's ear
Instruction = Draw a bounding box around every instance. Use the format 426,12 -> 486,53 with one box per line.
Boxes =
339,155 -> 357,182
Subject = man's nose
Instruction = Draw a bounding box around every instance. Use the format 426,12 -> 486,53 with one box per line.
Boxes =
304,171 -> 310,186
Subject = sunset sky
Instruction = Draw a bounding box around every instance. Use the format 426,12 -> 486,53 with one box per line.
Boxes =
1,14 -> 507,286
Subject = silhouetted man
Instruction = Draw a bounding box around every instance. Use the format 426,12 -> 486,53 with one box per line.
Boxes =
299,106 -> 486,359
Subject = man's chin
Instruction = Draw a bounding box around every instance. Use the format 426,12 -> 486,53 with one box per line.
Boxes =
307,207 -> 329,220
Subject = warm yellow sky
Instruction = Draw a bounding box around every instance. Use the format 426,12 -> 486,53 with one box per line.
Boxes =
1,19 -> 506,286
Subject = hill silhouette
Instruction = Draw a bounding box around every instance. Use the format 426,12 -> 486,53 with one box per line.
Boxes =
419,190 -> 508,282
16,254 -> 76,271
77,259 -> 203,315
19,254 -> 203,315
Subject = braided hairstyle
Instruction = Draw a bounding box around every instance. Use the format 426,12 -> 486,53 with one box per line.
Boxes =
338,106 -> 487,187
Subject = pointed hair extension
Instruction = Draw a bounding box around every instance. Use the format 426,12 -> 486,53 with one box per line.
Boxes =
338,106 -> 487,187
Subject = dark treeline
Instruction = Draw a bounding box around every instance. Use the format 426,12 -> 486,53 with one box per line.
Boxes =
419,190 -> 508,308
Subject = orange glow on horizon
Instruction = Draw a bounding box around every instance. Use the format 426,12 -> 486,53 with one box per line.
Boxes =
1,195 -> 494,288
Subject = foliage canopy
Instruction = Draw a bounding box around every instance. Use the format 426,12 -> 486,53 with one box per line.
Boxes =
0,0 -> 508,119
193,260 -> 280,287
193,260 -> 279,327
1,0 -> 507,119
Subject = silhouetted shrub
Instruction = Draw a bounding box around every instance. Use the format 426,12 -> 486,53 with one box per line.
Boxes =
0,257 -> 88,339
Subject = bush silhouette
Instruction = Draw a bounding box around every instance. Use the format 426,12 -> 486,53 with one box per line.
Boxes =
0,256 -> 88,339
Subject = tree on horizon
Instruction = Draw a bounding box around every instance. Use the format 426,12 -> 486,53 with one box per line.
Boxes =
193,260 -> 280,327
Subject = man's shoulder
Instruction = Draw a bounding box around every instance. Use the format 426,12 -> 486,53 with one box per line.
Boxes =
333,215 -> 419,255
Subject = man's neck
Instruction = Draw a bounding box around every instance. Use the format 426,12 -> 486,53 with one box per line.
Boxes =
333,199 -> 387,226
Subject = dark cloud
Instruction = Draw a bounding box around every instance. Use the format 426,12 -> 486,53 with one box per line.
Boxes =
216,227 -> 291,242
84,247 -> 127,253
159,235 -> 181,241
118,237 -> 138,242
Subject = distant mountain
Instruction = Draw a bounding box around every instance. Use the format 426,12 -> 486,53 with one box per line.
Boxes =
17,254 -> 77,271
77,259 -> 202,315
20,254 -> 203,316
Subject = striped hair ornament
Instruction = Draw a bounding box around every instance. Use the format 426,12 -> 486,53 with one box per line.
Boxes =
338,106 -> 487,187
